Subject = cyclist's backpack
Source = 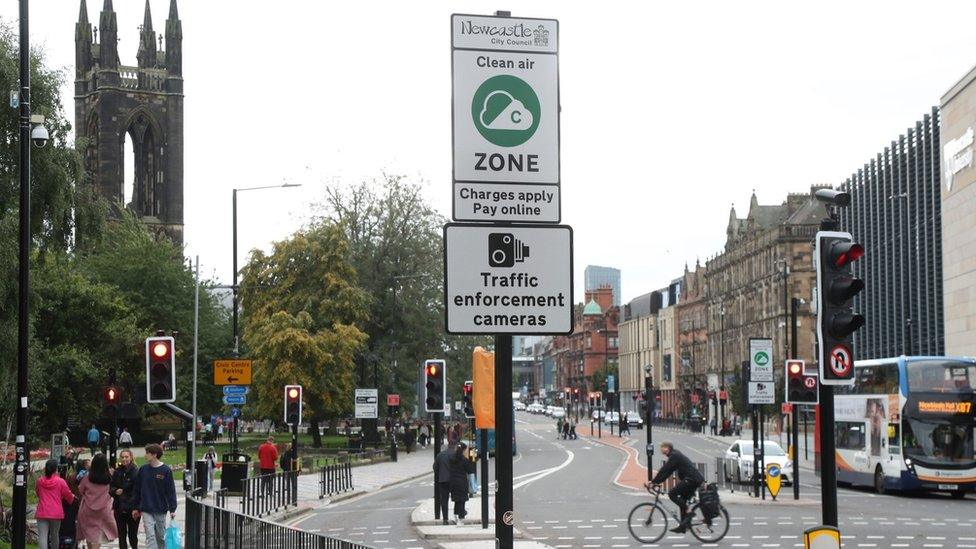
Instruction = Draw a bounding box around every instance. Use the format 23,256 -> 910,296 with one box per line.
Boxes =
699,483 -> 721,520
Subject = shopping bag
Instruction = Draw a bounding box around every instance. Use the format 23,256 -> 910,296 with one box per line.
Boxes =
468,473 -> 478,496
165,522 -> 183,549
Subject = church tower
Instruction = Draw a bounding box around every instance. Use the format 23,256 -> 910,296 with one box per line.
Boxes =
75,0 -> 184,244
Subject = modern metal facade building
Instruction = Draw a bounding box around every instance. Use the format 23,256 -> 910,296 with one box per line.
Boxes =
584,265 -> 622,307
838,107 -> 945,359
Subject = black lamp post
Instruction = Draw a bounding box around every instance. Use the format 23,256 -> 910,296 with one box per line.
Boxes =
644,363 -> 654,481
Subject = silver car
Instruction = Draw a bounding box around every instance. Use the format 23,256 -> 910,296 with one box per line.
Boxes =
723,440 -> 793,485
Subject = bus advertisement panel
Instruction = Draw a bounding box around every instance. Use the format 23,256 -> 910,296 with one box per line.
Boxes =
833,356 -> 976,496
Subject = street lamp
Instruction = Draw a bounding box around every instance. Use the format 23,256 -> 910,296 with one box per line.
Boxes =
718,304 -> 726,431
231,182 -> 302,356
644,363 -> 654,481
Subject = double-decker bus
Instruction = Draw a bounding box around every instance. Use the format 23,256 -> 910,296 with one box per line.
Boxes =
833,356 -> 976,496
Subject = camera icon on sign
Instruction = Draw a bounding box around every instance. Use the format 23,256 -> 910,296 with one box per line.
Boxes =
488,233 -> 530,268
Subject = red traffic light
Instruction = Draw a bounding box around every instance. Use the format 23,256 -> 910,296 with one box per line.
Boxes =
426,364 -> 439,377
103,386 -> 120,402
151,341 -> 170,358
830,241 -> 864,268
463,382 -> 472,394
287,387 -> 300,399
789,362 -> 802,375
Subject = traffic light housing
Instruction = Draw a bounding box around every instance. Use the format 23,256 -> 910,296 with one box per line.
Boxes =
424,359 -> 446,413
145,336 -> 176,403
815,231 -> 865,385
284,385 -> 302,425
785,359 -> 818,404
462,380 -> 474,418
103,386 -> 121,418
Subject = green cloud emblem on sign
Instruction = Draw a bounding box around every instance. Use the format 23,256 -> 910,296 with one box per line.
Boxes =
471,74 -> 541,147
755,351 -> 769,365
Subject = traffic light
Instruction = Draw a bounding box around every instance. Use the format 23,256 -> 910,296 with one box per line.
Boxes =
785,359 -> 818,404
815,231 -> 865,385
424,359 -> 446,413
284,385 -> 302,425
145,336 -> 176,403
462,380 -> 474,418
103,386 -> 121,418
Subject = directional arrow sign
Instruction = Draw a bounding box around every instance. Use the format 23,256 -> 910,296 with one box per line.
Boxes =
222,385 -> 249,396
223,395 -> 246,405
214,359 -> 252,386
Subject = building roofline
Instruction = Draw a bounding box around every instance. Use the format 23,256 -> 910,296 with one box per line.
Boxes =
942,63 -> 976,106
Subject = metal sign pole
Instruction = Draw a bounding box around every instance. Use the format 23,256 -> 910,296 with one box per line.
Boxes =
495,335 -> 514,547
434,414 -> 442,520
481,427 -> 489,529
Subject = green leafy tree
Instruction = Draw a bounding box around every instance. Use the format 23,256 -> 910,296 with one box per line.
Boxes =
240,223 -> 369,447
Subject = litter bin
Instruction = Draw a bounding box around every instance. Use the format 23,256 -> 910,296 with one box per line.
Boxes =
194,460 -> 210,495
220,452 -> 250,495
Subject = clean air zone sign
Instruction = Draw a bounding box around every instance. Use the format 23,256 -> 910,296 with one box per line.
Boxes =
452,14 -> 559,223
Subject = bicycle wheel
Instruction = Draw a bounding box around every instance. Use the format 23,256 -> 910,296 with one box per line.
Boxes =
688,504 -> 730,543
627,502 -> 668,544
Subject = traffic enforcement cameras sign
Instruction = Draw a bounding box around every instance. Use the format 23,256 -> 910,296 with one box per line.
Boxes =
451,14 -> 560,223
444,223 -> 572,334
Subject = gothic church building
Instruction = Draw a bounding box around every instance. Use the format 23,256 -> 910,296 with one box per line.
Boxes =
75,0 -> 184,243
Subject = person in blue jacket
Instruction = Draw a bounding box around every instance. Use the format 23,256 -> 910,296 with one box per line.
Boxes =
131,444 -> 177,549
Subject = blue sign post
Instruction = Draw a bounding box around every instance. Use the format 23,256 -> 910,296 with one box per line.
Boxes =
608,375 -> 615,393
231,408 -> 241,418
222,385 -> 249,396
223,394 -> 246,405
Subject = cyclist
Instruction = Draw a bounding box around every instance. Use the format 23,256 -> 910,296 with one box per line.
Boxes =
646,441 -> 704,533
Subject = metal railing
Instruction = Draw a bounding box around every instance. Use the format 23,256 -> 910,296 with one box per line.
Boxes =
658,462 -> 708,493
241,470 -> 298,517
185,495 -> 371,549
319,462 -> 353,499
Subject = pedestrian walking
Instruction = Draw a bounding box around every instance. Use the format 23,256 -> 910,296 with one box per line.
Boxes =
710,417 -> 717,435
433,441 -> 455,525
118,427 -> 133,449
569,417 -> 578,440
77,453 -> 119,548
555,417 -> 564,439
419,422 -> 430,447
449,442 -> 471,524
620,414 -> 631,436
132,444 -> 177,549
203,446 -> 218,491
465,445 -> 479,496
87,425 -> 101,456
35,459 -> 75,549
110,450 -> 140,549
561,419 -> 570,440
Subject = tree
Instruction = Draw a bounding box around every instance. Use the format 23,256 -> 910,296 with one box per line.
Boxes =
240,223 -> 369,447
0,19 -> 85,413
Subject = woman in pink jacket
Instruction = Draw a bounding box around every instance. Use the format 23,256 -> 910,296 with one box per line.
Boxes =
35,459 -> 75,549
76,453 -> 119,548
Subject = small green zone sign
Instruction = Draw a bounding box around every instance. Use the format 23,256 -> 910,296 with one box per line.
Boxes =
749,338 -> 774,382
452,14 -> 560,224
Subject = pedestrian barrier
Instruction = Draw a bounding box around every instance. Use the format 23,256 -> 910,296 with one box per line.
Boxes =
241,470 -> 299,517
319,462 -> 354,499
185,494 -> 370,549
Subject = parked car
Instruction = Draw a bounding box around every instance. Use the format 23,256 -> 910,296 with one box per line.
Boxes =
514,401 -> 527,411
551,408 -> 566,419
591,409 -> 606,422
603,411 -> 620,425
722,440 -> 793,485
625,411 -> 644,429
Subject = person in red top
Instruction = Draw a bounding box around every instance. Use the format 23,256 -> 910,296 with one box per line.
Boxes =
257,436 -> 279,495
35,459 -> 75,549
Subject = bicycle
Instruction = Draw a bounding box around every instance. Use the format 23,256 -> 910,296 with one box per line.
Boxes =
627,483 -> 730,544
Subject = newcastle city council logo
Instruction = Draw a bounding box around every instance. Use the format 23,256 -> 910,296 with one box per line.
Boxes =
471,75 -> 541,147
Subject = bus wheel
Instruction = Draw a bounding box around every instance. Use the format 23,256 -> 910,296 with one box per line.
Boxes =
951,490 -> 966,500
873,467 -> 886,495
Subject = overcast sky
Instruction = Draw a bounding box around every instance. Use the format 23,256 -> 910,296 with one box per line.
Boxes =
8,1 -> 976,304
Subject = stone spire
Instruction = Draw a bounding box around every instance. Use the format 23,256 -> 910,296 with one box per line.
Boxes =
137,0 -> 156,68
98,0 -> 118,70
165,0 -> 182,77
76,0 -> 93,78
